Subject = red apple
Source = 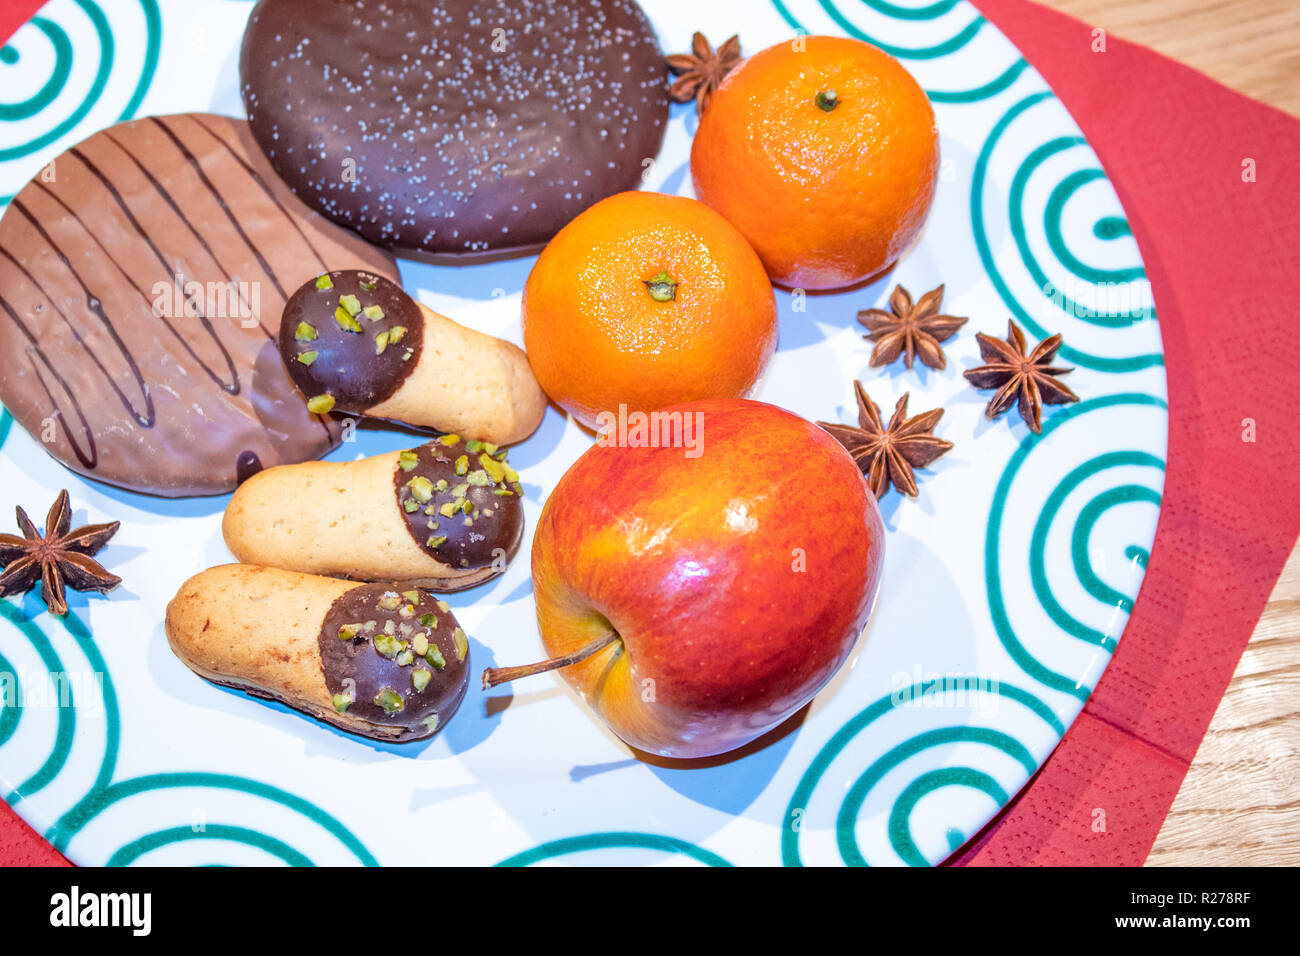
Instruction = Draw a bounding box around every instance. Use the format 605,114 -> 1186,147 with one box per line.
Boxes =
485,398 -> 885,759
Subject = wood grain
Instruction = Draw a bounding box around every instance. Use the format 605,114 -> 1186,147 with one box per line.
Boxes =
1044,0 -> 1300,116
1032,0 -> 1300,865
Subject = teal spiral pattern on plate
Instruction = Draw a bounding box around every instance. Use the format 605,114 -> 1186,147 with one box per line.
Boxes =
497,833 -> 733,867
970,92 -> 1164,371
0,0 -> 160,203
782,681 -> 1063,866
984,394 -> 1166,701
0,587 -> 376,866
770,0 -> 1028,102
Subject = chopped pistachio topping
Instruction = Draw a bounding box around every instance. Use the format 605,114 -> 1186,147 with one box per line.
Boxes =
388,325 -> 407,343
332,693 -> 351,713
466,469 -> 491,487
294,321 -> 318,342
407,476 -> 434,503
335,306 -> 362,333
403,499 -> 420,513
374,330 -> 390,354
338,623 -> 359,640
454,455 -> 469,476
359,278 -> 376,291
418,613 -> 437,629
395,649 -> 414,667
306,394 -> 335,415
423,714 -> 439,733
438,501 -> 457,518
461,499 -> 474,515
374,687 -> 404,714
412,668 -> 431,692
339,294 -> 362,316
425,645 -> 446,670
296,350 -> 319,366
451,482 -> 470,499
453,627 -> 468,662
412,634 -> 429,656
438,434 -> 461,446
402,590 -> 420,604
436,600 -> 450,612
503,463 -> 520,484
479,454 -> 506,483
483,443 -> 499,455
377,593 -> 402,611
493,488 -> 514,497
426,534 -> 447,549
374,633 -> 402,658
398,450 -> 419,472
435,478 -> 450,492
363,304 -> 385,322
465,439 -> 484,453
399,603 -> 415,618
315,274 -> 334,291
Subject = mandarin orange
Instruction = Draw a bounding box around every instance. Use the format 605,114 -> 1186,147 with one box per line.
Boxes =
521,191 -> 777,432
691,35 -> 939,290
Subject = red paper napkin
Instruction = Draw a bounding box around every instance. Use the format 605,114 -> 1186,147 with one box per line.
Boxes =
1,0 -> 1297,867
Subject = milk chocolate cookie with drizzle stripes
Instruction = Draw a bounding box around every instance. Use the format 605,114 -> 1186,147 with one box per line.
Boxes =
241,0 -> 670,260
0,113 -> 400,496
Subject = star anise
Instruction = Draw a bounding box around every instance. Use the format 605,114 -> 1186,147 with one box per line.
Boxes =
0,490 -> 121,616
963,320 -> 1080,433
666,32 -> 742,113
859,284 -> 968,371
818,381 -> 954,498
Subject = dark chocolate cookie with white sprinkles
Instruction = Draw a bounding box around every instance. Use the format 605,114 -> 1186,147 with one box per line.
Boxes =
240,0 -> 670,260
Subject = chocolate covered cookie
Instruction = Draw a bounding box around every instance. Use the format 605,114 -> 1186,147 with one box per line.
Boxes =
241,0 -> 670,259
166,565 -> 469,742
223,437 -> 525,591
279,270 -> 546,444
0,113 -> 400,497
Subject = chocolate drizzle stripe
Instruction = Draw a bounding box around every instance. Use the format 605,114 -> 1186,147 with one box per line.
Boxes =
67,147 -> 246,392
7,199 -> 157,426
26,182 -> 241,399
188,114 -> 331,273
100,130 -> 264,333
0,297 -> 98,467
147,116 -> 290,302
0,244 -> 157,427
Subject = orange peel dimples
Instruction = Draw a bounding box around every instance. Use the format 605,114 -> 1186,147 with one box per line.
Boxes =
521,191 -> 778,431
691,36 -> 940,291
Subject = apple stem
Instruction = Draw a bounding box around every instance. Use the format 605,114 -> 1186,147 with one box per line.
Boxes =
481,630 -> 621,690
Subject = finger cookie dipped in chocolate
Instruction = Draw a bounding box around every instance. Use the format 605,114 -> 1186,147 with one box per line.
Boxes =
278,270 -> 546,445
166,565 -> 469,742
223,435 -> 524,591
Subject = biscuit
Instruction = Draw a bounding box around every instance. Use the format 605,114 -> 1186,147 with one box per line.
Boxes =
166,564 -> 469,742
240,0 -> 669,259
223,437 -> 524,591
279,271 -> 546,445
0,114 -> 400,497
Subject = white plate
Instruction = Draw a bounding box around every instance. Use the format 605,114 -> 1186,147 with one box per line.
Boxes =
0,0 -> 1166,866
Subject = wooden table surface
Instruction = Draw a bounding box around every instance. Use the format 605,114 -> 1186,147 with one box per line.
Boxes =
1037,0 -> 1300,866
